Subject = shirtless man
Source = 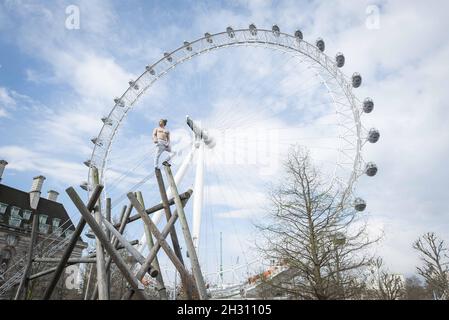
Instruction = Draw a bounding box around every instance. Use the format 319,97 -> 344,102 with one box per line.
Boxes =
153,119 -> 175,169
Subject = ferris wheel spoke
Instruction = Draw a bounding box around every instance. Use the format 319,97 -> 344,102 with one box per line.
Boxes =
210,50 -> 317,130
211,67 -> 334,131
210,53 -> 303,130
206,152 -> 256,272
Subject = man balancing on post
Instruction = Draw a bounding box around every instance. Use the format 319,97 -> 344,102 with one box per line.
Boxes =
153,119 -> 175,169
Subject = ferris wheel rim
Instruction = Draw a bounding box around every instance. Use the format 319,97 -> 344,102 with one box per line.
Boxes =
86,26 -> 364,207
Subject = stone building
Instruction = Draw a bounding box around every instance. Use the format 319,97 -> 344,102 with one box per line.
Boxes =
0,160 -> 87,299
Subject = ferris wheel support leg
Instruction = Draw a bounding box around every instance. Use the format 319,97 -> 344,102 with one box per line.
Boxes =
192,141 -> 205,254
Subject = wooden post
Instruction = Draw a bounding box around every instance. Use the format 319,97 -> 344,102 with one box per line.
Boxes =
101,218 -> 157,277
42,185 -> 103,300
14,210 -> 39,300
127,193 -> 194,298
125,200 -> 193,300
91,167 -> 108,300
136,191 -> 167,300
155,168 -> 185,265
66,187 -> 148,300
163,164 -> 208,300
105,197 -> 112,299
135,211 -> 179,280
93,205 -> 108,300
91,204 -> 131,300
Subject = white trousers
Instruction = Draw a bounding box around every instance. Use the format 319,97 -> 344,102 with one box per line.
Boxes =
154,140 -> 174,168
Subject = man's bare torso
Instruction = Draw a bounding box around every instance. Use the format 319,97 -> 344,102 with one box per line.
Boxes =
153,127 -> 170,142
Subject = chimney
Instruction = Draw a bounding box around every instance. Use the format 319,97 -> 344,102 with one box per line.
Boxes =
0,160 -> 7,182
47,190 -> 59,202
30,175 -> 46,210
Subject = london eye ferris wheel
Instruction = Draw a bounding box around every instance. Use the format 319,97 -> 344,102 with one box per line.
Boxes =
83,24 -> 380,288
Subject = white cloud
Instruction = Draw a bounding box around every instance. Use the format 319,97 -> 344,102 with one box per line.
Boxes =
0,145 -> 85,186
0,87 -> 17,109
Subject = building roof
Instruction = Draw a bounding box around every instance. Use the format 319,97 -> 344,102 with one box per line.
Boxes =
0,184 -> 75,232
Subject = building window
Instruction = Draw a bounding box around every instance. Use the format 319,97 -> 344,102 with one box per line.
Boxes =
8,216 -> 22,228
38,214 -> 49,234
22,210 -> 32,220
10,206 -> 21,218
39,224 -> 49,234
0,202 -> 7,215
52,218 -> 61,229
39,214 -> 48,225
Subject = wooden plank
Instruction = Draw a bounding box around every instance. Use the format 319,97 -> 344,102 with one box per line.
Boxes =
42,185 -> 103,300
91,167 -> 108,300
34,258 -> 97,263
125,201 -> 187,300
116,190 -> 193,227
127,193 -> 193,297
136,191 -> 167,300
155,168 -> 185,265
163,164 -> 208,300
14,210 -> 39,300
30,240 -> 139,281
91,204 -> 131,300
66,187 -> 148,300
105,197 -> 112,299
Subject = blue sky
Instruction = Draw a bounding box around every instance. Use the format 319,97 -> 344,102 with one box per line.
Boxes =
1,0 -> 449,285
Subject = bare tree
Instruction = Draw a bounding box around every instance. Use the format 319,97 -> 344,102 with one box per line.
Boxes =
413,232 -> 449,300
256,148 -> 377,300
404,275 -> 431,300
366,257 -> 405,300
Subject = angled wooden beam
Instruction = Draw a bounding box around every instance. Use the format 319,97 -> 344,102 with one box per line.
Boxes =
163,164 -> 208,300
117,190 -> 192,227
105,197 -> 112,299
101,216 -> 158,277
42,185 -> 103,300
127,192 -> 193,298
136,191 -> 167,300
14,210 -> 39,300
125,198 -> 194,300
155,168 -> 184,265
91,167 -> 108,300
91,204 -> 131,300
29,240 -> 138,281
66,187 -> 148,300
34,258 -> 97,263
93,205 -> 108,300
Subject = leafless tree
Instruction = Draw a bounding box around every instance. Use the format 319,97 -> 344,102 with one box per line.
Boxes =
256,148 -> 377,300
413,232 -> 449,300
404,275 -> 431,300
366,257 -> 405,300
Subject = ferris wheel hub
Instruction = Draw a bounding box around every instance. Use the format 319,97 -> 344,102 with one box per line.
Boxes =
186,115 -> 216,148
